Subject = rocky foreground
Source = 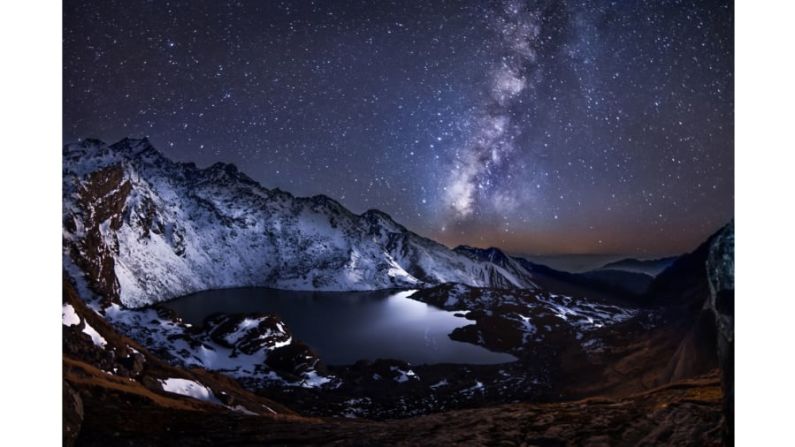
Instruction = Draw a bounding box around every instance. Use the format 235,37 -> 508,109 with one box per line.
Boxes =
67,347 -> 722,446
64,263 -> 727,446
64,282 -> 722,446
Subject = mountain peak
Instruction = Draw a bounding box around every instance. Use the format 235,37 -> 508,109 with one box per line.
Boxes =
360,208 -> 406,233
454,245 -> 509,260
63,137 -> 106,154
361,208 -> 392,220
109,136 -> 155,154
207,161 -> 239,175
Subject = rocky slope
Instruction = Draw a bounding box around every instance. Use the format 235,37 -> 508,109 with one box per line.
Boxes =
515,257 -> 656,302
64,263 -> 724,446
62,276 -> 301,447
454,245 -> 539,289
640,222 -> 734,444
64,258 -> 336,391
63,138 -> 538,308
706,221 -> 734,444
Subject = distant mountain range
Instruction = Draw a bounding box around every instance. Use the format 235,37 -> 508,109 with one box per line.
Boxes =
600,257 -> 677,276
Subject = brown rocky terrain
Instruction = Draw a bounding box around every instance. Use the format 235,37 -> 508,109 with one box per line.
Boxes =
69,353 -> 722,446
64,272 -> 726,446
62,277 -> 300,446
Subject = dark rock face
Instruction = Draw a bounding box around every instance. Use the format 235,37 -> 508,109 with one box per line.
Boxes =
661,309 -> 718,383
644,226 -> 731,387
62,380 -> 83,447
118,352 -> 146,377
68,164 -> 132,305
645,228 -> 723,308
265,342 -> 326,380
707,221 -> 734,445
642,222 -> 733,442
204,313 -> 293,356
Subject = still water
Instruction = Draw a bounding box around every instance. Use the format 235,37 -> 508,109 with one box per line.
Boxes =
163,288 -> 516,365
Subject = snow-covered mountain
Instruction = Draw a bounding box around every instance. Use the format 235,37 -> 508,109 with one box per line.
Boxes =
453,245 -> 538,290
63,138 -> 538,307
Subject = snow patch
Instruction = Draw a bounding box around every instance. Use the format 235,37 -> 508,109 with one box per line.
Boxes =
63,304 -> 80,326
81,322 -> 107,347
159,378 -> 220,404
430,379 -> 448,390
460,380 -> 485,395
228,404 -> 258,415
300,371 -> 333,388
390,366 -> 419,383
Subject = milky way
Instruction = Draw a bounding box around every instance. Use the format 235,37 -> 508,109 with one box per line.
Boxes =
64,0 -> 733,256
444,0 -> 541,219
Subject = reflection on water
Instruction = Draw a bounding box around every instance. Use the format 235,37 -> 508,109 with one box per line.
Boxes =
163,288 -> 516,365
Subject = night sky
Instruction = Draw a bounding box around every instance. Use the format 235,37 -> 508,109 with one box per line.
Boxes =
63,0 -> 733,257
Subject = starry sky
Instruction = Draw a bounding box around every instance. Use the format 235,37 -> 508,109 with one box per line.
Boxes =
63,0 -> 733,257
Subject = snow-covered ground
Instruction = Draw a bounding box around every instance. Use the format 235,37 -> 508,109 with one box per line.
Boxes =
81,321 -> 108,348
535,293 -> 637,331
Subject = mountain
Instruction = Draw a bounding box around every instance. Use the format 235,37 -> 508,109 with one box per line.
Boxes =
600,256 -> 677,277
645,227 -> 727,308
63,138 -> 537,307
452,245 -> 656,302
453,246 -> 538,290
510,256 -> 653,303
642,223 -> 733,391
576,269 -> 654,295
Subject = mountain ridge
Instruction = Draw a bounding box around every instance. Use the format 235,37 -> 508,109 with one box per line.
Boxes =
63,138 -> 539,307
600,256 -> 677,276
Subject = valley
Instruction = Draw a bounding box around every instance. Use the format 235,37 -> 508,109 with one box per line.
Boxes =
62,139 -> 733,445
